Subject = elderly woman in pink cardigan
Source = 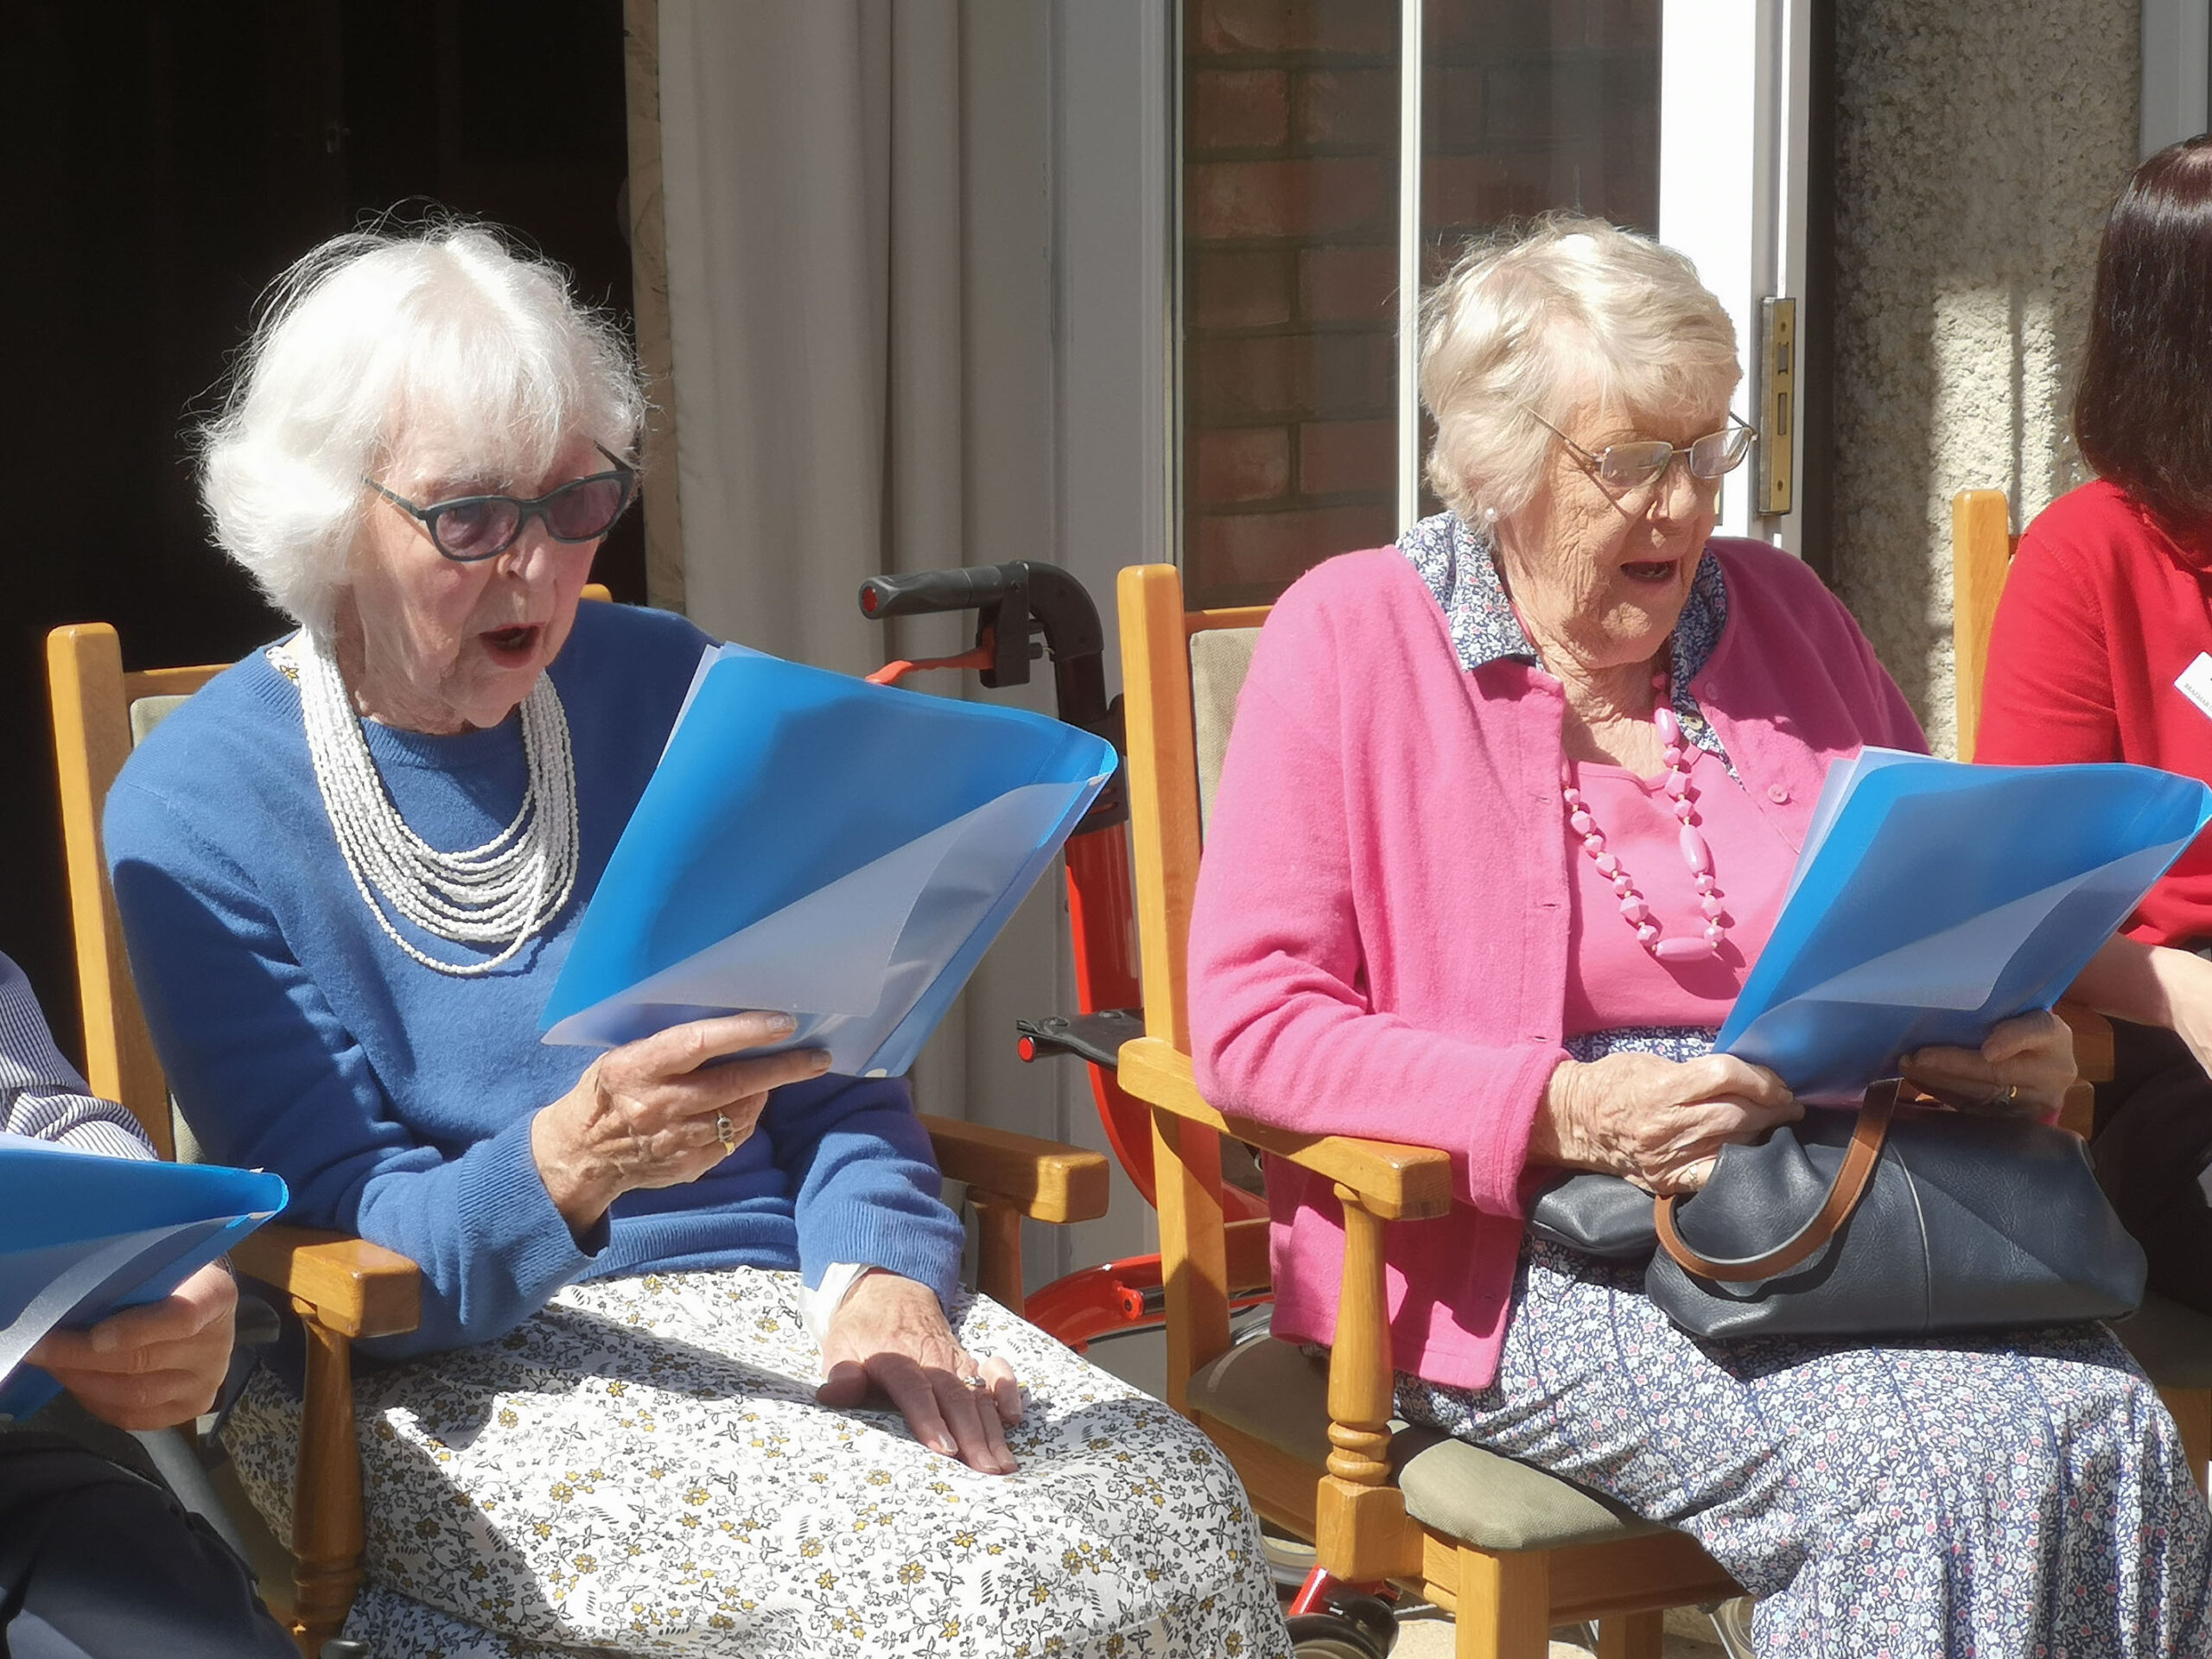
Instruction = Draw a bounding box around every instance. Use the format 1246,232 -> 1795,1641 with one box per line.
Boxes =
1187,215 -> 2212,1658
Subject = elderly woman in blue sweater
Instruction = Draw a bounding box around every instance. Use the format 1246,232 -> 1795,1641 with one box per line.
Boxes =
104,223 -> 1288,1659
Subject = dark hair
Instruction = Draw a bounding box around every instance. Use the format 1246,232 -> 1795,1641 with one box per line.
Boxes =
2075,136 -> 2212,527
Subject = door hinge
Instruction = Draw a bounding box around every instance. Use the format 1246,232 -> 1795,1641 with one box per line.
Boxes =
1758,296 -> 1796,518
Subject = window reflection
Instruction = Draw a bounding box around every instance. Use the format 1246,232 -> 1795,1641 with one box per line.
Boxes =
1183,1 -> 1401,607
1181,0 -> 1662,601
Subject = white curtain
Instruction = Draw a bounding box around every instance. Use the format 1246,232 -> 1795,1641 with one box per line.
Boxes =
657,0 -> 971,674
655,0 -> 1136,1293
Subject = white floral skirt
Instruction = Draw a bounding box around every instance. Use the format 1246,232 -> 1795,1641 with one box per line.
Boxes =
224,1269 -> 1290,1658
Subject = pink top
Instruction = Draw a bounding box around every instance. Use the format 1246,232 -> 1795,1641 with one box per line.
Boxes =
1185,538 -> 1925,1389
1560,758 -> 1800,1035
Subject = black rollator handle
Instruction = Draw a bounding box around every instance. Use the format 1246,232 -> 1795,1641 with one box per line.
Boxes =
858,559 -> 1125,831
857,561 -> 1108,721
859,564 -> 1028,623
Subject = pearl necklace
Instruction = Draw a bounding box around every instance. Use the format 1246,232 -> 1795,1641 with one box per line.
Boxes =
1560,671 -> 1726,964
293,629 -> 580,976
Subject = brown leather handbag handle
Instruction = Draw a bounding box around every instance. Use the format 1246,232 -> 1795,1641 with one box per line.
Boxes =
1652,1080 -> 1897,1283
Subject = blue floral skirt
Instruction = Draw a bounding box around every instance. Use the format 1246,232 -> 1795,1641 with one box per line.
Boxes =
1398,1239 -> 2212,1658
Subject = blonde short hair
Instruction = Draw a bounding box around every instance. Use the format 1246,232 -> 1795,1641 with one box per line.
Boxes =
199,219 -> 645,630
1419,214 -> 1741,524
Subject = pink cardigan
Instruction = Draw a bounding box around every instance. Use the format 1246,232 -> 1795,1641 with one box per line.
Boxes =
1185,539 -> 1926,1389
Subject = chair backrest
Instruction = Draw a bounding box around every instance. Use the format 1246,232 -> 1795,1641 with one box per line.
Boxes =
48,625 -> 222,1155
1117,564 -> 1274,1398
1117,564 -> 1270,1051
45,586 -> 614,1159
1189,626 -> 1262,832
1951,487 -> 2018,759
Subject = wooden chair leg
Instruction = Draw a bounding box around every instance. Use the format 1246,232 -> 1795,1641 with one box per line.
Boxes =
969,1195 -> 1025,1310
2159,1384 -> 2212,1497
289,1303 -> 365,1655
1456,1547 -> 1550,1659
1596,1609 -> 1666,1659
1316,1190 -> 1423,1580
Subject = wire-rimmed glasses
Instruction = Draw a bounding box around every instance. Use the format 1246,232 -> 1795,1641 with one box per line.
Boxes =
1525,409 -> 1758,493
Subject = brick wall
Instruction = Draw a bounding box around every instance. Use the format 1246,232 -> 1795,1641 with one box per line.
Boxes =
1184,0 -> 1400,607
1183,0 -> 1660,606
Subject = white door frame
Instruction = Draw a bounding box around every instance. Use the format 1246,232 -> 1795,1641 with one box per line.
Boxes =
2142,0 -> 2211,157
1658,0 -> 1814,552
1395,0 -> 1425,532
1039,0 -> 1175,1287
1385,2 -> 1814,548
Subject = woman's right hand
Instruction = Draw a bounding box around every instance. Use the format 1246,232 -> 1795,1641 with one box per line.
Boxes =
1529,1052 -> 1799,1195
531,1012 -> 832,1231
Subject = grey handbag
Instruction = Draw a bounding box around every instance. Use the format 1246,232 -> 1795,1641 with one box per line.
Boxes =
1525,1081 -> 2148,1338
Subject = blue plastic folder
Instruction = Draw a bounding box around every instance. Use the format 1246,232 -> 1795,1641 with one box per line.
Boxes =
1716,748 -> 2212,1101
540,645 -> 1118,1077
0,1134 -> 285,1421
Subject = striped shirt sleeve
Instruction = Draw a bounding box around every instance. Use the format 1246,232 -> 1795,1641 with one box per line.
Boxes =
0,950 -> 156,1161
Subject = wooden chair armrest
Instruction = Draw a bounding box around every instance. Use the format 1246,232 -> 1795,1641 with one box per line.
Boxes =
232,1225 -> 422,1341
919,1113 -> 1110,1225
2056,999 -> 2115,1085
1117,1037 -> 1452,1221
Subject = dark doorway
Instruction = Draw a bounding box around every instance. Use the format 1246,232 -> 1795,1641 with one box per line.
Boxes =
7,0 -> 640,1060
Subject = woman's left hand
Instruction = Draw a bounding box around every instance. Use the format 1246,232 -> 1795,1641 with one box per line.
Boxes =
816,1273 -> 1023,1475
1900,1007 -> 2075,1120
29,1260 -> 238,1430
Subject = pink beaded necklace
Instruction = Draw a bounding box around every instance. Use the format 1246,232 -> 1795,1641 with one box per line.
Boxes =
1560,670 -> 1727,964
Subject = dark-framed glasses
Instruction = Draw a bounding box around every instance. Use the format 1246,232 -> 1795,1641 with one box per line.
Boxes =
1527,409 -> 1758,493
365,443 -> 638,563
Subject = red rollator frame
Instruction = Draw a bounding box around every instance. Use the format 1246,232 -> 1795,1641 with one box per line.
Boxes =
857,562 -> 1273,1353
860,566 -> 1402,1657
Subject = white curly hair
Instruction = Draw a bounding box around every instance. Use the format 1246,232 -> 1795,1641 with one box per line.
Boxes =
1420,213 -> 1742,525
198,219 -> 645,631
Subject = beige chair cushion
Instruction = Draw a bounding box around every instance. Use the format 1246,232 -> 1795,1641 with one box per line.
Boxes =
1188,1336 -> 1665,1552
1190,627 -> 1261,835
130,693 -> 192,747
2118,1292 -> 2212,1391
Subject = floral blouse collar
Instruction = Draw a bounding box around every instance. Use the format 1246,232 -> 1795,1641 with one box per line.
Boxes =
1395,509 -> 1729,688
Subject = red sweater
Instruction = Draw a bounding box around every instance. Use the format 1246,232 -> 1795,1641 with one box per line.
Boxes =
1976,480 -> 2212,946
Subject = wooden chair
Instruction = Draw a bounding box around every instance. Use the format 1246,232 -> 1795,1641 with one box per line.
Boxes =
1952,487 -> 2212,1491
1112,563 -> 1743,1659
46,589 -> 1109,1654
1950,488 -> 2016,760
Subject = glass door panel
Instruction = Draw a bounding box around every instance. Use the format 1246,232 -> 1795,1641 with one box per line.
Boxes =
1181,2 -> 1402,607
1417,0 -> 1661,518
1179,0 -> 1806,599
1421,0 -> 1660,249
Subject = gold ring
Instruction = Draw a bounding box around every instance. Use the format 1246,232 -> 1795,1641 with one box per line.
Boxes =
715,1112 -> 738,1152
1994,1084 -> 2019,1109
960,1372 -> 988,1392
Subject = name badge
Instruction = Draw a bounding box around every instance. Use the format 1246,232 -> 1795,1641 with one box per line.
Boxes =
2178,652 -> 2212,721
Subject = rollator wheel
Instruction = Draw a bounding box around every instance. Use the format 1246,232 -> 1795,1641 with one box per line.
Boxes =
1322,1590 -> 1398,1654
1286,1611 -> 1391,1659
1707,1594 -> 1758,1659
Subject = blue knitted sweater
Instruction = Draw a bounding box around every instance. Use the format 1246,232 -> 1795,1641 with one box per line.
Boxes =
104,601 -> 964,1359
